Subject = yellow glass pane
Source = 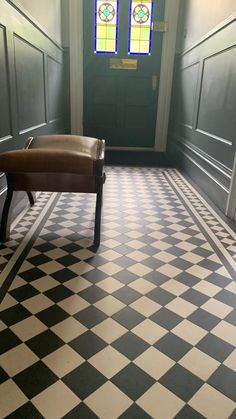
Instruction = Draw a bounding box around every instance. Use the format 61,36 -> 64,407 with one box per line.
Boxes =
96,39 -> 106,51
130,40 -> 140,53
97,26 -> 106,39
139,41 -> 149,53
106,26 -> 116,39
106,39 -> 116,51
130,27 -> 141,41
140,27 -> 150,41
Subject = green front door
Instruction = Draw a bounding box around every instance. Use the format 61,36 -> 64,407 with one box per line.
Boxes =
83,0 -> 165,148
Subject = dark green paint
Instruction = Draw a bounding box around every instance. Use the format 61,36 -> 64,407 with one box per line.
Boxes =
83,0 -> 165,148
168,19 -> 236,212
0,0 -> 68,219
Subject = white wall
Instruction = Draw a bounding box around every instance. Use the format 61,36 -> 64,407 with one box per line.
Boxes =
13,0 -> 62,44
61,0 -> 69,47
177,0 -> 236,52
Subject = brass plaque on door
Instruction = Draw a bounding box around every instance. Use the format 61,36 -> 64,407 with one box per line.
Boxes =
109,58 -> 138,70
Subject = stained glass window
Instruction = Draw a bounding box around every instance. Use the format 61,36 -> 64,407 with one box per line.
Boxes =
128,0 -> 154,55
95,0 -> 119,54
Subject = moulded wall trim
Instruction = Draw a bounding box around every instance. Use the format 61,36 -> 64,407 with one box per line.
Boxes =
6,0 -> 63,49
171,141 -> 229,194
154,0 -> 180,152
0,187 -> 7,196
226,152 -> 236,220
106,146 -> 155,151
180,12 -> 236,56
175,135 -> 232,180
69,0 -> 83,135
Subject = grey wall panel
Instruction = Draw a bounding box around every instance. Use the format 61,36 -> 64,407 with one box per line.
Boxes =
178,62 -> 199,128
177,123 -> 234,170
0,26 -> 11,141
14,36 -> 46,133
168,18 -> 236,212
0,0 -> 68,227
47,56 -> 63,122
168,140 -> 229,211
0,0 -> 65,154
170,136 -> 232,190
197,47 -> 236,144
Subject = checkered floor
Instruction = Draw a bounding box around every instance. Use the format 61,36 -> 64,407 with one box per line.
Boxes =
0,167 -> 236,419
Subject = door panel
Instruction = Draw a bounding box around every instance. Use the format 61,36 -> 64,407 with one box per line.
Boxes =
83,0 -> 165,147
0,26 -> 11,140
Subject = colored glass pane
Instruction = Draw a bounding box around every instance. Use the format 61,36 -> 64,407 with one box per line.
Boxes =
95,0 -> 119,54
128,0 -> 154,55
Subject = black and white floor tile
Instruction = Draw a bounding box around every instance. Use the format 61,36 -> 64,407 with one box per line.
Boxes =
0,167 -> 236,418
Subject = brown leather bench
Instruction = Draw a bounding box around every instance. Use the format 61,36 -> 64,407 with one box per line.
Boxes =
0,135 -> 106,247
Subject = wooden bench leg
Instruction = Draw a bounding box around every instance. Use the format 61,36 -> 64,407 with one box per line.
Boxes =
27,192 -> 36,206
94,177 -> 104,247
0,187 -> 14,243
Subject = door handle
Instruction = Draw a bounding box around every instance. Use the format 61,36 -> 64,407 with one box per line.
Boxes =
152,75 -> 157,92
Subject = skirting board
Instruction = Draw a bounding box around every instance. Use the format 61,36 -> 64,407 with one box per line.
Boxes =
105,150 -> 170,167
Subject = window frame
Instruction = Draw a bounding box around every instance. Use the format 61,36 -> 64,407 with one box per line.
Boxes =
128,0 -> 154,56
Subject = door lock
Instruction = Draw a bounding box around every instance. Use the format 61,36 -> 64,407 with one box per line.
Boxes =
153,21 -> 168,32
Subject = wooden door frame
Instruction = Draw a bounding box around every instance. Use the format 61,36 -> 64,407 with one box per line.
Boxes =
154,0 -> 180,151
69,0 -> 83,135
69,0 -> 180,150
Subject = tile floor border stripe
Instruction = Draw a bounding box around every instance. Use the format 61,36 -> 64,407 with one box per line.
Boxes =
164,171 -> 236,278
0,193 -> 59,302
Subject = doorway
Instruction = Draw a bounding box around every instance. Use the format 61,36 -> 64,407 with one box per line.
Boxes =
83,0 -> 165,148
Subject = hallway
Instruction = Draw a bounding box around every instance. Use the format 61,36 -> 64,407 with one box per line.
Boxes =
0,167 -> 236,418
